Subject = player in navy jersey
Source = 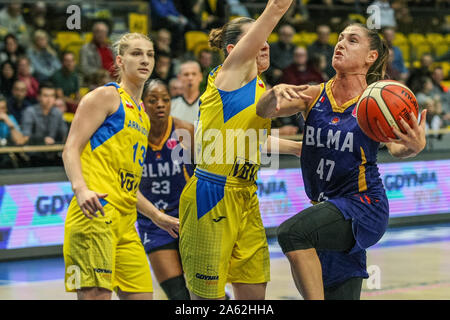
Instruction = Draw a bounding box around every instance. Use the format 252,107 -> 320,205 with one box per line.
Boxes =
256,23 -> 427,300
137,80 -> 194,300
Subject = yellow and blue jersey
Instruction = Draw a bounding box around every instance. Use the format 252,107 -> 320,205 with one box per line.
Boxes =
302,79 -> 389,287
194,65 -> 271,183
77,82 -> 150,214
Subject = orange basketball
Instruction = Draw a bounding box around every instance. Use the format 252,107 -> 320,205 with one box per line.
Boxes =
355,80 -> 419,142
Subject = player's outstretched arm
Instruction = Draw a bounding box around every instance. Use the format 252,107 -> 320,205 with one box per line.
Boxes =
62,87 -> 118,219
264,136 -> 302,157
217,0 -> 293,89
136,190 -> 179,238
382,109 -> 427,158
256,84 -> 319,118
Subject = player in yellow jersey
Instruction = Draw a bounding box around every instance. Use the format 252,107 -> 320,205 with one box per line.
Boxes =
179,0 -> 307,300
62,33 -> 179,300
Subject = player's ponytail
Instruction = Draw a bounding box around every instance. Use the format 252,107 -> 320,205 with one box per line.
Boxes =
209,17 -> 255,57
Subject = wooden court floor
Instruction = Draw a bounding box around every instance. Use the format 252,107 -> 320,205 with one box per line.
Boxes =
1,227 -> 450,300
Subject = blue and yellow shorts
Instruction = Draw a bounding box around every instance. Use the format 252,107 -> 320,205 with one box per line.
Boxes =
179,168 -> 270,299
63,198 -> 153,293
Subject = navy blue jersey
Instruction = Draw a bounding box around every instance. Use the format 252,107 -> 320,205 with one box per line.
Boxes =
138,117 -> 193,212
301,80 -> 390,287
137,117 -> 193,252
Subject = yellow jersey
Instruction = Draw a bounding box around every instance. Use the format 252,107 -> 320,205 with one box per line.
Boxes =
195,65 -> 271,182
78,82 -> 150,213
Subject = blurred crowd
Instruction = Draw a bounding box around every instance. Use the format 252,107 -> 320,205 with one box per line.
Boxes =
0,0 -> 449,168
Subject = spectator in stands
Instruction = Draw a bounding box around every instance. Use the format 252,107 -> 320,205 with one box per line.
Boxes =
386,47 -> 402,81
227,0 -> 251,18
370,0 -> 397,29
416,76 -> 444,137
198,48 -> 213,93
430,66 -> 450,125
382,27 -> 408,82
282,0 -> 312,31
309,52 -> 329,82
51,51 -> 80,114
267,24 -> 296,85
0,94 -> 26,146
16,56 -> 39,103
0,3 -> 30,47
21,82 -> 68,146
407,53 -> 434,93
24,1 -> 50,35
201,0 -> 227,30
0,34 -> 25,66
271,113 -> 305,136
176,0 -> 204,31
150,0 -> 189,56
27,29 -> 61,82
308,25 -> 335,79
280,46 -> 325,86
170,60 -> 202,124
168,77 -> 183,98
0,60 -> 16,97
7,80 -> 32,125
88,69 -> 112,91
154,29 -> 172,54
80,21 -> 115,82
150,50 -> 175,84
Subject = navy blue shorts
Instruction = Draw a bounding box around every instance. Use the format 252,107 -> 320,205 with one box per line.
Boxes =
137,208 -> 179,253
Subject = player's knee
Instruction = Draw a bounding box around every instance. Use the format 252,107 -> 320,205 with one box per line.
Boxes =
160,275 -> 190,300
277,218 -> 312,253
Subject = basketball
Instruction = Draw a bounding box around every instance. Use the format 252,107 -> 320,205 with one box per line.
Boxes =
355,80 -> 419,142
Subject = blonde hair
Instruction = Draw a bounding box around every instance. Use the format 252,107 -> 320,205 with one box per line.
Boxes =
33,29 -> 57,56
112,32 -> 153,82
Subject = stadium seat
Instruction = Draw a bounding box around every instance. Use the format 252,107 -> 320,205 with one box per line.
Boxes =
268,33 -> 278,43
83,32 -> 93,44
185,31 -> 209,52
408,33 -> 432,61
292,33 -> 304,46
79,87 -> 90,97
297,32 -> 317,46
328,32 -> 338,46
394,32 -> 408,45
439,62 -> 450,79
348,13 -> 366,24
397,43 -> 411,63
426,33 -> 448,57
54,31 -> 82,51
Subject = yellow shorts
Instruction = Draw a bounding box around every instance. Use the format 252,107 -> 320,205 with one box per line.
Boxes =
63,198 -> 153,293
179,168 -> 270,299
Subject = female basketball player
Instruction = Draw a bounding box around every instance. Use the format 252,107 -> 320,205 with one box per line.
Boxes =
178,0 -> 305,300
256,23 -> 427,300
62,33 -> 179,300
137,80 -> 194,300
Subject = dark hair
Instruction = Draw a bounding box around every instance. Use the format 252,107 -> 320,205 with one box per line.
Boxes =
38,81 -> 56,94
0,93 -> 6,103
346,23 -> 389,85
143,79 -> 168,98
60,50 -> 75,60
209,17 -> 254,57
